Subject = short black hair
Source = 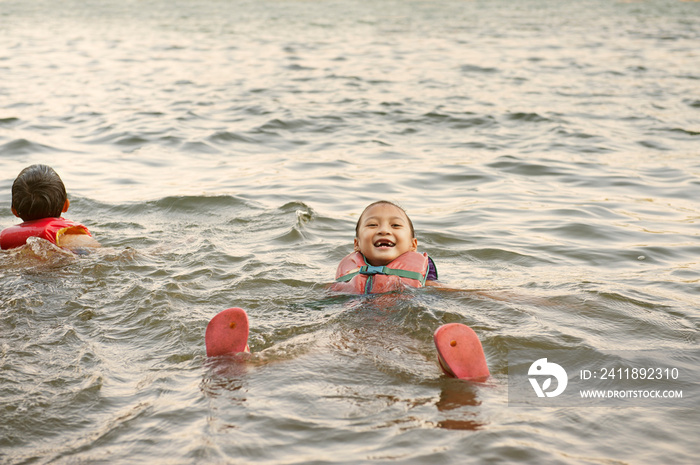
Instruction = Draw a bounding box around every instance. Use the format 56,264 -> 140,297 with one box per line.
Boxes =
355,200 -> 415,238
11,164 -> 68,221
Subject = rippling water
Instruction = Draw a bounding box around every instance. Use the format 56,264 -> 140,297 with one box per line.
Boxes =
1,0 -> 699,464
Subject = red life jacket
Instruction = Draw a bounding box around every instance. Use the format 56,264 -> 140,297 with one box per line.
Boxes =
0,217 -> 91,250
331,251 -> 430,294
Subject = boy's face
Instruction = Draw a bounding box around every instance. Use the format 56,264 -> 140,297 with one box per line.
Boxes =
354,203 -> 417,266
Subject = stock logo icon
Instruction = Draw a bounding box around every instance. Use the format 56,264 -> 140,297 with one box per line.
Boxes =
528,358 -> 568,398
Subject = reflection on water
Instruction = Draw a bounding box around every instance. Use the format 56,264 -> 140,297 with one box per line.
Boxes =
435,381 -> 485,431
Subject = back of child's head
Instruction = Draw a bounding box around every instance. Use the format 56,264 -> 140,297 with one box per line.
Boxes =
355,200 -> 416,238
11,164 -> 68,221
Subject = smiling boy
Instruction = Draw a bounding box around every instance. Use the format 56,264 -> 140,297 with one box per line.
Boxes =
353,201 -> 418,266
206,200 -> 490,380
332,201 -> 438,294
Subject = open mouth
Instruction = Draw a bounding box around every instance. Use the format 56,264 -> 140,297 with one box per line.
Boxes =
374,239 -> 395,248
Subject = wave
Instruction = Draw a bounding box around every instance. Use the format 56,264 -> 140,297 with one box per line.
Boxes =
0,138 -> 60,155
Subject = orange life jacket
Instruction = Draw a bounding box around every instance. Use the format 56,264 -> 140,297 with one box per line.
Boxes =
0,217 -> 91,250
331,251 -> 430,294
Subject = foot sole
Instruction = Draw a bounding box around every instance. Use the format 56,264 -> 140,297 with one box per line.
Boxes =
434,323 -> 489,380
205,307 -> 250,357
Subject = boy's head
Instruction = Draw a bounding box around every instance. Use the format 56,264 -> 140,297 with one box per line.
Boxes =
354,200 -> 418,266
11,164 -> 70,221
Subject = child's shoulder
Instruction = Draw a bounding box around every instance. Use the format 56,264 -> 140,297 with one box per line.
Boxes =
427,255 -> 438,281
1,217 -> 96,250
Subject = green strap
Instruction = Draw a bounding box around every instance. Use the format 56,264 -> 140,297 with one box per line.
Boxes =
383,268 -> 427,284
335,265 -> 427,286
336,270 -> 360,282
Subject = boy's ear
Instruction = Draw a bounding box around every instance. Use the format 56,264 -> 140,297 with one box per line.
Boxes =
11,207 -> 19,218
353,238 -> 360,252
62,199 -> 70,213
410,238 -> 418,252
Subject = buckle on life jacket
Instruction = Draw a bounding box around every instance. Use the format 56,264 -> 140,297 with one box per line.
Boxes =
359,265 -> 387,275
333,252 -> 429,288
359,265 -> 426,285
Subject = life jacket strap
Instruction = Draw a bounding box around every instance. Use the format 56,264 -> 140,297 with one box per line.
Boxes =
335,265 -> 427,286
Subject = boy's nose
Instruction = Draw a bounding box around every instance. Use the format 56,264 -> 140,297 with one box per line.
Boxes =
377,223 -> 390,234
